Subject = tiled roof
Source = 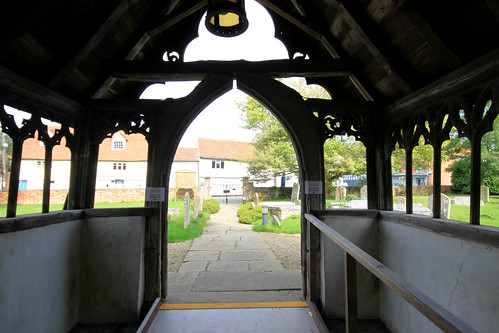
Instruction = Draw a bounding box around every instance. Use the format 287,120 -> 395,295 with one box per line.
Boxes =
174,148 -> 198,162
198,138 -> 254,161
22,132 -> 252,163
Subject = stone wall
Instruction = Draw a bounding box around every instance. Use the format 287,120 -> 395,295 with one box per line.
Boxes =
242,177 -> 292,200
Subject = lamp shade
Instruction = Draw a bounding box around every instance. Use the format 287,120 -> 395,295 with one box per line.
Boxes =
205,0 -> 249,37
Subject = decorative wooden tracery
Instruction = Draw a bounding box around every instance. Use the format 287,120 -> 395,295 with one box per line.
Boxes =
386,81 -> 499,225
0,105 -> 75,217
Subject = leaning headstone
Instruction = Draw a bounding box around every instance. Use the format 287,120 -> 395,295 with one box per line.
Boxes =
291,183 -> 300,202
335,187 -> 340,200
396,196 -> 406,205
272,214 -> 281,228
428,194 -> 451,219
441,194 -> 451,219
343,200 -> 367,209
360,185 -> 368,200
251,202 -> 256,208
193,196 -> 201,220
481,185 -> 489,203
184,192 -> 190,229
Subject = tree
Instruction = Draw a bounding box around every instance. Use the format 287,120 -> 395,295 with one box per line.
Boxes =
323,136 -> 365,182
391,137 -> 434,173
238,97 -> 298,185
447,114 -> 499,194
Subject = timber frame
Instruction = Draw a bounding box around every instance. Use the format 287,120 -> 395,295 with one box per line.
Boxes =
0,0 -> 498,316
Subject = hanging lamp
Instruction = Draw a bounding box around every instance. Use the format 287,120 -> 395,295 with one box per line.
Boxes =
205,0 -> 249,37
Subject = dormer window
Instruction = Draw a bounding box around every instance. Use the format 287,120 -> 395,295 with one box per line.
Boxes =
111,133 -> 126,150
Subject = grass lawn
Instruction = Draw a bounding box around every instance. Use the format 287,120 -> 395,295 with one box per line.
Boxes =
167,211 -> 209,243
252,215 -> 301,234
0,198 -> 214,242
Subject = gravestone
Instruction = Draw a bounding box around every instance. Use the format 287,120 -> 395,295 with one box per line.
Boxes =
184,192 -> 190,229
193,196 -> 201,220
396,196 -> 406,205
360,186 -> 368,200
291,183 -> 300,202
335,187 -> 340,201
481,185 -> 490,203
451,196 -> 483,206
341,186 -> 347,200
428,194 -> 451,219
272,214 -> 281,228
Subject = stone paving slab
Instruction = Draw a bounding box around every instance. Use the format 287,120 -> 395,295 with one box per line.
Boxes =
184,250 -> 220,261
190,239 -> 235,251
206,260 -> 249,271
168,271 -> 199,293
249,260 -> 285,272
235,239 -> 269,249
192,270 -> 302,292
178,261 -> 208,273
220,249 -> 276,261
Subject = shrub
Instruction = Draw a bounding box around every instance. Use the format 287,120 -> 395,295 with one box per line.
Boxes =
238,204 -> 263,224
345,194 -> 359,201
237,202 -> 253,217
202,199 -> 220,214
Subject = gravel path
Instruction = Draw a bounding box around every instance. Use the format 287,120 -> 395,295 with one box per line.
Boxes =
167,232 -> 301,272
168,239 -> 192,272
260,232 -> 302,270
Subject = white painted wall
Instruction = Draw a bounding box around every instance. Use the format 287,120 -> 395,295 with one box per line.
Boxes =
378,219 -> 499,333
199,158 -> 248,179
79,216 -> 144,323
19,160 -> 71,190
95,161 -> 147,189
0,221 -> 81,333
320,215 -> 380,319
0,214 -> 145,332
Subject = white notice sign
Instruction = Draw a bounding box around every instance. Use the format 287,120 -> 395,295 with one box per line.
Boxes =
305,181 -> 323,194
146,187 -> 165,202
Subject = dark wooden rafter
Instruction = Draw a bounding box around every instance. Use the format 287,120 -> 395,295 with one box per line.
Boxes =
485,0 -> 499,24
112,59 -> 356,82
49,0 -> 140,88
0,65 -> 84,119
400,6 -> 462,70
0,0 -> 58,61
285,0 -> 375,101
91,1 -> 206,98
335,2 -> 413,94
385,48 -> 499,119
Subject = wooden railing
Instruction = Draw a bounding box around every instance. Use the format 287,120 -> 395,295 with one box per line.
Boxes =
305,213 -> 477,333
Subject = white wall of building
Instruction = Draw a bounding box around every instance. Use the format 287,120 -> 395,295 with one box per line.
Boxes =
95,161 -> 147,189
19,160 -> 71,190
199,158 -> 249,196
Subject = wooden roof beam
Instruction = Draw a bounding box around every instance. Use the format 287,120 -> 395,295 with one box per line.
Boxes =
336,2 -> 413,94
112,59 -> 357,82
48,0 -> 139,88
401,6 -> 462,70
0,65 -> 84,119
485,0 -> 499,24
91,1 -> 205,98
384,48 -> 499,118
262,0 -> 375,101
0,0 -> 59,61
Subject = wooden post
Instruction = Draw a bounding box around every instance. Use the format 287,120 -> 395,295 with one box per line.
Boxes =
405,147 -> 413,214
307,221 -> 320,302
345,252 -> 358,333
432,144 -> 442,218
42,145 -> 53,213
469,138 -> 481,225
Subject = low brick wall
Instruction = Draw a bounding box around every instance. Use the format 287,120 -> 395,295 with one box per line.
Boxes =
0,188 -> 146,205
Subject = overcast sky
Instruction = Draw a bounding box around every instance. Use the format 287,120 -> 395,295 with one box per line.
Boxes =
140,0 -> 288,147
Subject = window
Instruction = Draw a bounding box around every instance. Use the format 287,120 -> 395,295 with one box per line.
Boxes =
113,162 -> 126,170
212,160 -> 224,169
113,141 -> 124,150
37,160 -> 45,168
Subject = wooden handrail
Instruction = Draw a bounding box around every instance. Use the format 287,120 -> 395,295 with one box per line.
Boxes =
304,213 -> 477,333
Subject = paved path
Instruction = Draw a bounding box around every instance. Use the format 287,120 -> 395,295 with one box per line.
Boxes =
167,204 -> 303,303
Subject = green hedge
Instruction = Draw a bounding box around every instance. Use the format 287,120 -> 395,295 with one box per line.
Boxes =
238,204 -> 262,224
